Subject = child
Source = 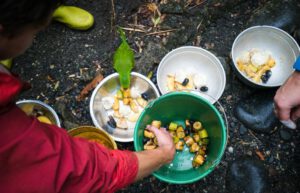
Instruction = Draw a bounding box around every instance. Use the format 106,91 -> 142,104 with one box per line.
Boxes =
0,1 -> 175,192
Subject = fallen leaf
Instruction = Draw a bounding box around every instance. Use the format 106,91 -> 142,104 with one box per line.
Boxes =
255,150 -> 265,161
76,74 -> 104,101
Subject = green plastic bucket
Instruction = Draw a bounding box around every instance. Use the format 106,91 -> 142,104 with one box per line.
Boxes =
134,92 -> 227,184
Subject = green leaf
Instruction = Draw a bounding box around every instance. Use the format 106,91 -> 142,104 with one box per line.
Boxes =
113,28 -> 134,89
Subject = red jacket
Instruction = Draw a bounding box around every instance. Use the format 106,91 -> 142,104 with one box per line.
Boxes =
0,71 -> 138,193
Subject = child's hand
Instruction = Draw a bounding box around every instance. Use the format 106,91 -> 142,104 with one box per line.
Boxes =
146,125 -> 175,164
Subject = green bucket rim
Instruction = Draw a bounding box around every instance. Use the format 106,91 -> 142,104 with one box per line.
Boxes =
134,92 -> 227,184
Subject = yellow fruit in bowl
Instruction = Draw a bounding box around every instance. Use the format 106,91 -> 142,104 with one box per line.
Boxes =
37,116 -> 52,124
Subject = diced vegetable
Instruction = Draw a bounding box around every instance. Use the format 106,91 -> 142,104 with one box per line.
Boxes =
112,97 -> 119,110
199,129 -> 208,139
192,154 -> 205,168
193,134 -> 200,143
144,130 -> 155,138
169,122 -> 178,131
175,141 -> 184,151
151,120 -> 162,128
189,143 -> 200,153
116,90 -> 123,99
193,121 -> 202,131
184,136 -> 194,147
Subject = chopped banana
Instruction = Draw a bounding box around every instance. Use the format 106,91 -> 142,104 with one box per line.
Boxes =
167,75 -> 175,91
113,110 -> 123,118
116,118 -> 128,129
144,140 -> 156,150
137,97 -> 148,108
151,120 -> 161,128
123,88 -> 131,98
130,87 -> 140,98
119,105 -> 131,117
123,97 -> 130,105
102,96 -> 114,110
186,75 -> 194,89
129,100 -> 139,113
144,130 -> 155,138
128,112 -> 140,122
112,97 -> 119,111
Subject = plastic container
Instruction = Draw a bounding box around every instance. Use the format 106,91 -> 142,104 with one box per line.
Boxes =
134,92 -> 227,184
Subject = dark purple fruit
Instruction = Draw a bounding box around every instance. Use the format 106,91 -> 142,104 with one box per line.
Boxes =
261,75 -> 269,83
265,70 -> 272,78
107,115 -> 117,128
141,92 -> 150,101
185,126 -> 191,136
200,86 -> 208,92
182,78 -> 189,86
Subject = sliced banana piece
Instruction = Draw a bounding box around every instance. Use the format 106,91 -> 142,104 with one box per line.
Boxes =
137,97 -> 148,108
102,96 -> 114,110
128,112 -> 141,122
117,118 -> 128,130
130,100 -> 139,113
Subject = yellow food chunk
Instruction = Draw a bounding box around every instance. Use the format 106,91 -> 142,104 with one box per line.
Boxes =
37,116 -> 52,124
267,58 -> 276,67
167,75 -> 175,91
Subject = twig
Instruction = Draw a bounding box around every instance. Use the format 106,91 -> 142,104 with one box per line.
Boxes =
196,19 -> 203,31
248,130 -> 262,144
188,0 -> 207,10
120,27 -> 146,33
145,29 -> 178,36
255,150 -> 265,161
76,74 -> 104,101
110,0 -> 116,32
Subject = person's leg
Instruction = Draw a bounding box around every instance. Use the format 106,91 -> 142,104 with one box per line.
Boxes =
52,5 -> 94,30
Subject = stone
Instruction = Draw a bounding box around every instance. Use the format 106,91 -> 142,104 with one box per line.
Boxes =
228,146 -> 234,153
279,129 -> 292,141
235,90 -> 279,134
135,42 -> 168,75
226,157 -> 269,193
239,124 -> 248,135
161,15 -> 197,49
247,0 -> 300,35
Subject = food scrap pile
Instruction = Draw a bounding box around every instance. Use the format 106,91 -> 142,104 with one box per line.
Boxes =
102,88 -> 149,131
167,72 -> 209,92
143,120 -> 209,168
237,49 -> 276,83
19,104 -> 53,125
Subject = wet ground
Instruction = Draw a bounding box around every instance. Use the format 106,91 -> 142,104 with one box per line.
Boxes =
13,0 -> 300,192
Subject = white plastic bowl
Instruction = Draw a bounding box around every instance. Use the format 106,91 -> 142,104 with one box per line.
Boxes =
231,25 -> 300,88
157,46 -> 226,103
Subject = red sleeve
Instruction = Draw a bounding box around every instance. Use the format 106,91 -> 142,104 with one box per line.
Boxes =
0,105 -> 138,193
65,138 -> 139,193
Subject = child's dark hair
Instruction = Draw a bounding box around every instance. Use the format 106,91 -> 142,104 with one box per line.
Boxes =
0,0 -> 64,36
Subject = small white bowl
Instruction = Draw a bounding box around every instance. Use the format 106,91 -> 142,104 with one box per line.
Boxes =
231,25 -> 300,88
157,46 -> 226,103
90,72 -> 160,142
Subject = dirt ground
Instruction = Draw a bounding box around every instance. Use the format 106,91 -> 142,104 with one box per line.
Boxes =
13,0 -> 300,192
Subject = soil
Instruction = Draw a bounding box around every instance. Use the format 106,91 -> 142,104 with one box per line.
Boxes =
12,0 -> 300,192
